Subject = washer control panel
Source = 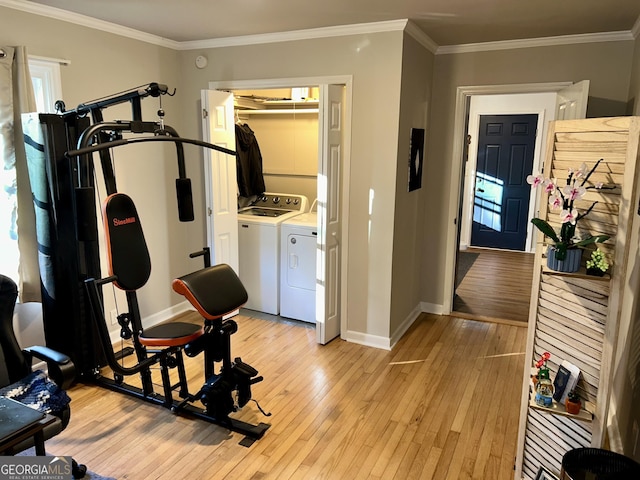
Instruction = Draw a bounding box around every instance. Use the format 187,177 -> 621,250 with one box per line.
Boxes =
254,193 -> 308,212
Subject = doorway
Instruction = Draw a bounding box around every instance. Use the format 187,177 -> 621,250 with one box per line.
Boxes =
204,77 -> 351,344
451,89 -> 562,324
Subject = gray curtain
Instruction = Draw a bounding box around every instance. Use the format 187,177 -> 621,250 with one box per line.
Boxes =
0,46 -> 39,302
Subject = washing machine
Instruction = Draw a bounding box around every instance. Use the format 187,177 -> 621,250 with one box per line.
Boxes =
237,193 -> 308,315
280,211 -> 318,323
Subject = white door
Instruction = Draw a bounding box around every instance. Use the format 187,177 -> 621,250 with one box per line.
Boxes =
555,80 -> 590,120
316,85 -> 343,344
201,90 -> 239,272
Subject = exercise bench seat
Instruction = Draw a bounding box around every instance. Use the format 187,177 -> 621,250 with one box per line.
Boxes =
104,192 -> 205,348
172,264 -> 248,321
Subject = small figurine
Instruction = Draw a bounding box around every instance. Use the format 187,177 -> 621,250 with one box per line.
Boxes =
534,352 -> 554,407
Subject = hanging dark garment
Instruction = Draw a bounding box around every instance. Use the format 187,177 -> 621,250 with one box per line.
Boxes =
235,123 -> 266,198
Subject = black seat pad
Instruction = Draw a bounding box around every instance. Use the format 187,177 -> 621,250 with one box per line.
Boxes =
139,322 -> 203,347
172,264 -> 248,320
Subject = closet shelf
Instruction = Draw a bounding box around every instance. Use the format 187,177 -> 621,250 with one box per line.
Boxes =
236,108 -> 318,115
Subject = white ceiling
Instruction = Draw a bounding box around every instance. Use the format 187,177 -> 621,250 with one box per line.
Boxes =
21,0 -> 640,46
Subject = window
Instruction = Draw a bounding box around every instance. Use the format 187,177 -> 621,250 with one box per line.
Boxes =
28,57 -> 63,113
0,57 -> 62,285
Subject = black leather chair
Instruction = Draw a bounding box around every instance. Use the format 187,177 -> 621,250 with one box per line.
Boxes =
0,274 -> 86,478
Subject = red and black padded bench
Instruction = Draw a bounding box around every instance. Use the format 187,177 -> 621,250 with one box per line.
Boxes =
85,192 -> 269,442
172,264 -> 270,440
86,192 -> 203,403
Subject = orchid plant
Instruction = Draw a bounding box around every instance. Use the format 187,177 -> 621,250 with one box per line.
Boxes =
527,159 -> 611,261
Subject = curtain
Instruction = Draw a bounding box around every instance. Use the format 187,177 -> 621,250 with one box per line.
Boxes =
0,46 -> 39,302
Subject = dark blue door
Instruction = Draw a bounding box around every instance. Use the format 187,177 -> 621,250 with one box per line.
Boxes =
471,114 -> 537,251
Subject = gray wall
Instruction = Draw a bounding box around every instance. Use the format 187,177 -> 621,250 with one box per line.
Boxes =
630,32 -> 640,115
390,33 -> 434,336
0,6 -> 188,325
177,33 -> 405,341
2,4 -> 415,344
422,40 -> 636,309
610,30 -> 640,461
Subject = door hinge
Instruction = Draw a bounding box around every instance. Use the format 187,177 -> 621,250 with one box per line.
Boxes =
207,207 -> 212,216
202,108 -> 208,119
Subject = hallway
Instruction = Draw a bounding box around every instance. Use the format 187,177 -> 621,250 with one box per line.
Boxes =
453,247 -> 535,325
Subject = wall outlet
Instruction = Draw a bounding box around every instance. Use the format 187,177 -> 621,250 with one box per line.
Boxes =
110,309 -> 118,325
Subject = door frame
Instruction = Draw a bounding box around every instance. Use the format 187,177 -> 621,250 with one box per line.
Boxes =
208,76 -> 353,340
443,82 -> 573,315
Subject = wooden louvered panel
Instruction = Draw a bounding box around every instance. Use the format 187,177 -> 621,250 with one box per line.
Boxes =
553,154 -> 627,169
544,275 -> 609,304
516,117 -> 640,480
537,291 -> 606,328
529,410 -> 591,452
536,315 -> 603,357
538,281 -> 608,316
554,131 -> 630,143
522,409 -> 592,479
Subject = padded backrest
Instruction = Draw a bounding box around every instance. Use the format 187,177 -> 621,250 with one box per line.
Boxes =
0,275 -> 30,387
103,193 -> 151,291
172,264 -> 248,320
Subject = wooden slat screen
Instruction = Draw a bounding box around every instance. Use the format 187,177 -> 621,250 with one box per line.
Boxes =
516,117 -> 640,479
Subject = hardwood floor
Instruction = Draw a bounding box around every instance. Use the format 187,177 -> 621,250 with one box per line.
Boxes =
46,311 -> 527,480
453,248 -> 535,325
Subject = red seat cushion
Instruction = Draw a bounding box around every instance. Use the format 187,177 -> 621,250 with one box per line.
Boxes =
139,322 -> 203,348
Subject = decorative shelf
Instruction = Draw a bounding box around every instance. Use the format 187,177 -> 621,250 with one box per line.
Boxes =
541,264 -> 611,281
529,396 -> 594,422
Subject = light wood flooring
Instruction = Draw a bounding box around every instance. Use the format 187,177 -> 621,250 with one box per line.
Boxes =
46,310 -> 527,480
453,248 -> 535,325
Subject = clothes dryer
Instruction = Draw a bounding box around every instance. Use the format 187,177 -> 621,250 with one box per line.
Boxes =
280,212 -> 318,323
237,193 -> 308,315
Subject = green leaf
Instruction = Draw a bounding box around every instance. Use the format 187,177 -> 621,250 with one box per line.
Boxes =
531,218 -> 560,243
573,234 -> 610,247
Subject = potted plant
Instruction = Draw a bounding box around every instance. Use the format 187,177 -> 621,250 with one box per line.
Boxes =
565,389 -> 582,415
586,248 -> 609,276
528,159 -> 612,273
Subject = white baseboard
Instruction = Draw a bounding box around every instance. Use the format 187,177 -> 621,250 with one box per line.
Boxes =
108,300 -> 193,344
342,330 -> 392,350
421,301 -> 445,315
389,304 -> 423,350
344,302 -> 435,351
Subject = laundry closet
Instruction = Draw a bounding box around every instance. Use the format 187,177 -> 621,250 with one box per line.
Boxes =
233,87 -> 320,323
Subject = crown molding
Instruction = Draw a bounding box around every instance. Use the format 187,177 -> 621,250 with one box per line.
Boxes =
2,0 -> 639,55
0,0 -> 181,49
437,30 -> 635,55
632,15 -> 640,39
177,19 -> 408,50
404,20 -> 439,54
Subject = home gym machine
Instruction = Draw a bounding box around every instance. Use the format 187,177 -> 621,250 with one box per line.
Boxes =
24,83 -> 270,443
